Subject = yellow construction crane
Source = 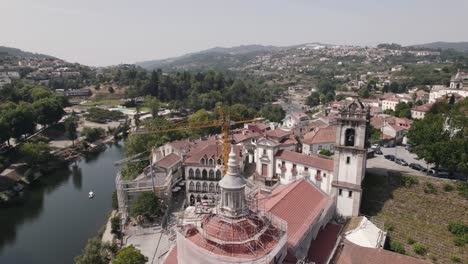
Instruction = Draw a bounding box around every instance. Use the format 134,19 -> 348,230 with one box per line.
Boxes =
131,106 -> 260,173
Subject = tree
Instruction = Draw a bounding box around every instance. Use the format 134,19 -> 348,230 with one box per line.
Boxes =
108,86 -> 115,93
188,109 -> 212,136
306,92 -> 321,107
75,238 -> 110,264
129,191 -> 161,219
358,87 -> 370,98
32,97 -> 65,127
259,104 -> 285,123
64,114 -> 79,146
81,127 -> 105,142
0,118 -> 11,145
110,216 -> 121,235
144,96 -> 160,118
5,102 -> 36,140
394,102 -> 412,118
112,245 -> 147,264
20,141 -> 51,166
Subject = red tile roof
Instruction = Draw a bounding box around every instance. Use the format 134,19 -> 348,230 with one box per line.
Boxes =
258,179 -> 332,249
332,239 -> 430,264
412,103 -> 433,113
162,246 -> 178,264
184,143 -> 241,166
157,153 -> 181,169
303,125 -> 337,145
308,224 -> 341,263
275,150 -> 334,171
266,128 -> 292,139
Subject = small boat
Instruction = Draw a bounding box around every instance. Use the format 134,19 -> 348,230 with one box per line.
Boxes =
88,191 -> 94,199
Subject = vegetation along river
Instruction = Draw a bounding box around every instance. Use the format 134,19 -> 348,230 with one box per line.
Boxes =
0,142 -> 125,264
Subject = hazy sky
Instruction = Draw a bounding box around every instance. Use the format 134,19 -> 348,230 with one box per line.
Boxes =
1,0 -> 467,66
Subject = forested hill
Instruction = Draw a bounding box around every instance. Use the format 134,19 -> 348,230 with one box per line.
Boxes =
0,46 -> 55,59
409,42 -> 468,52
136,44 -> 283,71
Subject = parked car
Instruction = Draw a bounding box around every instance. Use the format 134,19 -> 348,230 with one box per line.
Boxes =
395,158 -> 408,166
371,144 -> 380,150
384,155 -> 395,161
409,163 -> 426,172
375,149 -> 383,155
383,142 -> 395,148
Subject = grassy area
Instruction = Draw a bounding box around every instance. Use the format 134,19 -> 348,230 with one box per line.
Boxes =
81,100 -> 123,106
361,173 -> 468,264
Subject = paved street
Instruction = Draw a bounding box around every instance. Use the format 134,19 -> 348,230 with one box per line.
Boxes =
367,146 -> 430,177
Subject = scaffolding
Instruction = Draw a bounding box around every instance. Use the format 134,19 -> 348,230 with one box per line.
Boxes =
174,192 -> 288,264
116,165 -> 174,222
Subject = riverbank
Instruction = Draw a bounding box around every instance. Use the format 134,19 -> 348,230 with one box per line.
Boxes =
0,142 -> 125,264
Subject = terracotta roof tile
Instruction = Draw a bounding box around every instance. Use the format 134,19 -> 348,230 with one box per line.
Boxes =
257,179 -> 332,249
275,150 -> 334,171
303,125 -> 337,145
162,246 -> 178,264
333,239 -> 430,264
266,128 -> 292,139
412,103 -> 433,112
157,153 -> 182,169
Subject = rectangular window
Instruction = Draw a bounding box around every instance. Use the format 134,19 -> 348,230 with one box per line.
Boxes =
349,191 -> 353,197
346,157 -> 350,164
293,164 -> 296,169
304,167 -> 308,171
323,173 -> 326,178
339,189 -> 343,196
263,149 -> 267,155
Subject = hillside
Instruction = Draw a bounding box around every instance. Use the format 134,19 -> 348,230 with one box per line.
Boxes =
409,41 -> 468,52
361,173 -> 468,263
0,46 -> 55,59
136,44 -> 282,71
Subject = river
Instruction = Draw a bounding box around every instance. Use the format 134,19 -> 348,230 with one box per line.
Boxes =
0,142 -> 125,264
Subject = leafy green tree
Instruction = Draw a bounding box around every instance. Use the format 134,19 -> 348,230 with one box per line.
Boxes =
5,102 -> 36,140
358,87 -> 370,98
75,238 -> 110,264
394,102 -> 412,118
112,245 -> 147,264
32,97 -> 65,127
306,92 -> 321,107
110,216 -> 121,235
64,114 -> 79,146
144,96 -> 160,118
129,192 -> 161,219
108,86 -> 115,93
229,104 -> 256,121
81,127 -> 105,143
0,118 -> 11,145
20,141 -> 51,166
259,104 -> 285,123
31,86 -> 53,101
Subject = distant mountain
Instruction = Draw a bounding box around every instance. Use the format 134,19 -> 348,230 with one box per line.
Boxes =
136,44 -> 283,71
0,46 -> 55,59
409,42 -> 468,52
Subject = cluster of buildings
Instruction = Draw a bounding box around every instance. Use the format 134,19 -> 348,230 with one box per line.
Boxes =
116,100 -> 430,264
0,56 -> 82,88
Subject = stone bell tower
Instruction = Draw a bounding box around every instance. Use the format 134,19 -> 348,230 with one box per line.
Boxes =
332,99 -> 370,217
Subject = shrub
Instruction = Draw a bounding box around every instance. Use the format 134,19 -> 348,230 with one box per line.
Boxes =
448,222 -> 468,236
453,235 -> 467,247
319,149 -> 332,156
112,191 -> 118,210
443,183 -> 454,192
400,175 -> 419,187
424,182 -> 437,194
81,127 -> 105,142
407,238 -> 416,245
450,255 -> 462,263
112,245 -> 147,264
110,215 -> 121,235
455,182 -> 468,199
413,242 -> 427,255
384,222 -> 395,231
389,240 -> 405,254
129,191 -> 161,219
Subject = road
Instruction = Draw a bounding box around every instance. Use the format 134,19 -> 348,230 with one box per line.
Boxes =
366,146 -> 430,177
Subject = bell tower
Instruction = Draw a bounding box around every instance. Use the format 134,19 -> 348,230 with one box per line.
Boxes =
332,100 -> 370,217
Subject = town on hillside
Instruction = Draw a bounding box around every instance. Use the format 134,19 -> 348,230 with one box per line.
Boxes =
1,41 -> 467,264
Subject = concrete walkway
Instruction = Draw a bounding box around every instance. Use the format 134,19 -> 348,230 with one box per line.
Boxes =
102,211 -> 116,244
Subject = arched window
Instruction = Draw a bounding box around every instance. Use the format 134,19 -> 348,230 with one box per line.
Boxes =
196,182 -> 201,192
209,183 -> 214,192
202,182 -> 208,192
202,169 -> 208,180
195,169 -> 201,179
216,170 -> 221,180
217,158 -> 222,165
208,158 -> 214,166
189,169 -> 194,179
200,158 -> 205,165
189,182 -> 194,191
345,129 -> 355,147
209,170 -> 214,180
